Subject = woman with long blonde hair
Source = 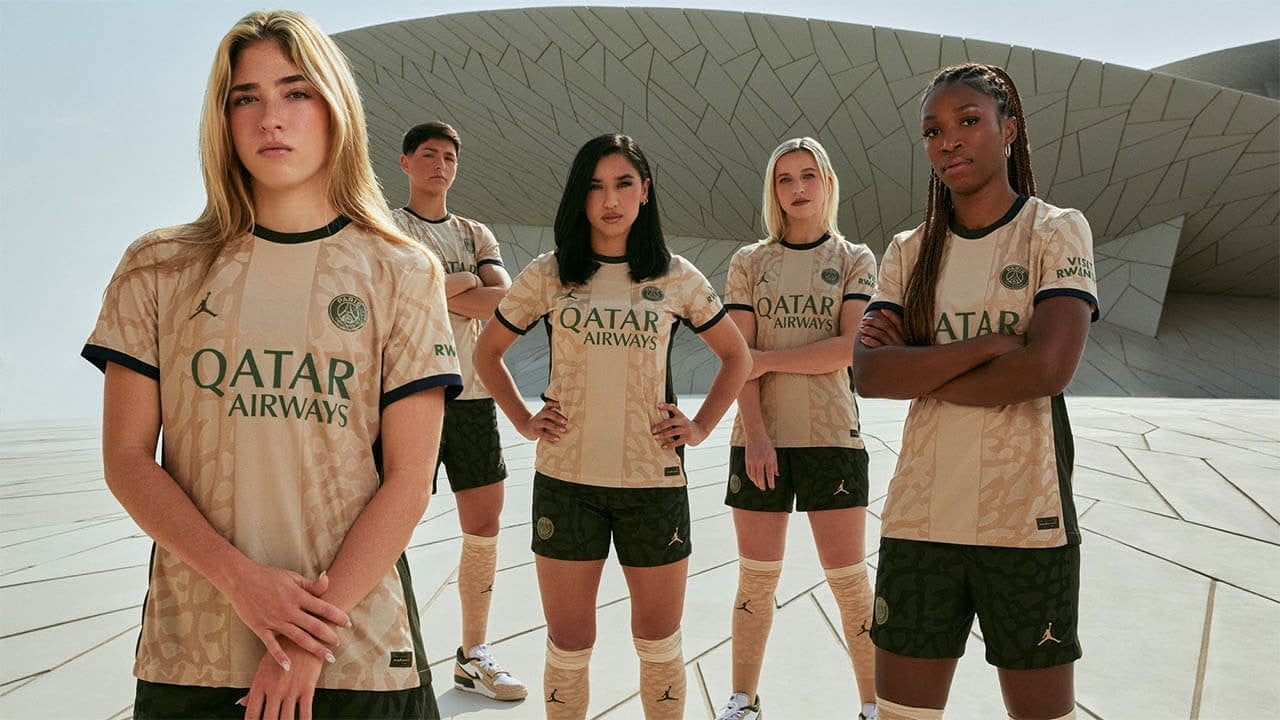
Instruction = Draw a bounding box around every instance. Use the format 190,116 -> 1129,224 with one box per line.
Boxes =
715,137 -> 879,720
82,10 -> 458,719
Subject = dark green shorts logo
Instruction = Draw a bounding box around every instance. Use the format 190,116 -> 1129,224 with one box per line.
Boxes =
642,286 -> 664,301
536,516 -> 555,540
874,596 -> 889,625
729,474 -> 742,493
1000,264 -> 1029,290
821,268 -> 840,285
329,294 -> 368,331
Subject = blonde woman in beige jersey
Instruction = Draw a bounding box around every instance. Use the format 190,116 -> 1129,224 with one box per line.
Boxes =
82,11 -> 459,719
714,137 -> 879,720
856,64 -> 1098,720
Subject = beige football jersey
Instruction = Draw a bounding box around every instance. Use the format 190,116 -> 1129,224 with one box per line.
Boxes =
392,208 -> 503,401
82,218 -> 461,691
869,196 -> 1098,549
496,253 -> 725,488
724,233 -> 877,448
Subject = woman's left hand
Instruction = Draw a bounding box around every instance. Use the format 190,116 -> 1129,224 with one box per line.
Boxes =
652,403 -> 708,449
238,639 -> 325,720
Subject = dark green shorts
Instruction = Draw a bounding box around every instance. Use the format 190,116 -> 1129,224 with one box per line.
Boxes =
531,473 -> 691,567
435,398 -> 507,493
133,677 -> 440,719
870,537 -> 1082,670
725,446 -> 869,512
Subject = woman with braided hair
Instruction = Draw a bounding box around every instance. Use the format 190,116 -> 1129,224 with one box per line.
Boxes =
854,64 -> 1098,720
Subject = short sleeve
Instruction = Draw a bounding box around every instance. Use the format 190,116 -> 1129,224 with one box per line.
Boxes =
675,258 -> 726,333
81,238 -> 161,379
495,255 -> 553,334
867,232 -> 909,316
474,224 -> 504,268
1035,211 -> 1100,321
843,244 -> 878,302
723,248 -> 754,312
381,253 -> 463,407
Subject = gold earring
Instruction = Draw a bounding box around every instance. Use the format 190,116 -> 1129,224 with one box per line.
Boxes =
1004,144 -> 1011,158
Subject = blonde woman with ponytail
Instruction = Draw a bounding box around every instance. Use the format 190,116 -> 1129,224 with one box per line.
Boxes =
854,64 -> 1098,720
82,10 -> 458,719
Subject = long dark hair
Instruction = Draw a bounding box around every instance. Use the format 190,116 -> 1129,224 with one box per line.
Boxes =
902,63 -> 1036,346
553,134 -> 671,285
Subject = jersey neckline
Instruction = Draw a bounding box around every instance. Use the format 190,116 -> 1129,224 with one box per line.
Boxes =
948,195 -> 1029,239
401,207 -> 452,224
590,252 -> 628,264
780,232 -> 831,250
252,215 -> 351,244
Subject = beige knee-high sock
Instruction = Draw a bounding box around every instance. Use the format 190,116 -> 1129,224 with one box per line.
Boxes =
877,697 -> 943,720
544,639 -> 591,720
1009,712 -> 1077,720
825,562 -> 876,704
458,532 -> 498,650
634,630 -> 685,720
732,556 -> 782,697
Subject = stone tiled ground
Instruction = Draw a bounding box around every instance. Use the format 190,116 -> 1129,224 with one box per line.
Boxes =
2,397 -> 1277,719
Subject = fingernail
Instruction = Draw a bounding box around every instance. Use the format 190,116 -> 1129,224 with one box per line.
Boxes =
282,660 -> 292,672
236,697 -> 247,706
326,651 -> 336,663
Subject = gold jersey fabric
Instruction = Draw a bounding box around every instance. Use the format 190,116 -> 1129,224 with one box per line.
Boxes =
82,218 -> 462,690
392,208 -> 504,401
868,196 -> 1099,549
495,253 -> 726,488
723,234 -> 877,448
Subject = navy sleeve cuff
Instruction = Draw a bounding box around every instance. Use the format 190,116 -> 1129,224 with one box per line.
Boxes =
81,344 -> 159,380
843,293 -> 872,302
381,373 -> 464,408
865,300 -> 903,316
1035,289 -> 1100,322
723,302 -> 753,312
477,258 -> 504,268
494,308 -> 539,335
691,306 -> 728,334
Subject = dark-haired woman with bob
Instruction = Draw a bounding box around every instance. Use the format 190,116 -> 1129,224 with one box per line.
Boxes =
854,64 -> 1098,720
475,133 -> 750,720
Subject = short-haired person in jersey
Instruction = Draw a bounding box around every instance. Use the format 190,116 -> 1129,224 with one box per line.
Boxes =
81,11 -> 460,720
391,121 -> 528,703
715,137 -> 880,720
854,64 -> 1098,720
474,134 -> 751,720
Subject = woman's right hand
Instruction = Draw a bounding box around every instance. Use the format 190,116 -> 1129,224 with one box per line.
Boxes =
222,563 -> 350,670
745,435 -> 778,491
518,400 -> 568,443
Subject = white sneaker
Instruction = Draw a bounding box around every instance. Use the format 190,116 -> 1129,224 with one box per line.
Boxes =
715,692 -> 762,720
453,643 -> 527,701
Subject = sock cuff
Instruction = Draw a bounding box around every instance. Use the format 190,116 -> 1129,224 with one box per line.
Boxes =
739,556 -> 783,573
876,697 -> 943,720
546,638 -> 592,669
461,532 -> 499,547
823,560 -> 867,580
1022,711 -> 1075,720
633,630 -> 682,663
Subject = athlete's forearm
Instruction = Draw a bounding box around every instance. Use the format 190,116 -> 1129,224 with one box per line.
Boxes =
473,342 -> 534,429
318,389 -> 443,613
105,447 -> 254,589
734,379 -> 770,443
447,286 -> 507,319
693,344 -> 751,433
755,334 -> 856,376
444,272 -> 480,298
853,332 -> 1018,399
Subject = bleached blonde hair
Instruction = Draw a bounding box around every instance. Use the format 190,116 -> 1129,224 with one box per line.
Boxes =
760,137 -> 841,243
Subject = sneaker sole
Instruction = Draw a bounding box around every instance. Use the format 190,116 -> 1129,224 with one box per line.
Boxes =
453,670 -> 528,702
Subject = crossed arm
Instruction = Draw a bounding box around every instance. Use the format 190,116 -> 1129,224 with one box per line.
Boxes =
443,262 -> 511,319
853,296 -> 1092,406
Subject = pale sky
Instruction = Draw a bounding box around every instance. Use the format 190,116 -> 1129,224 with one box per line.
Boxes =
1,0 -> 1276,423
